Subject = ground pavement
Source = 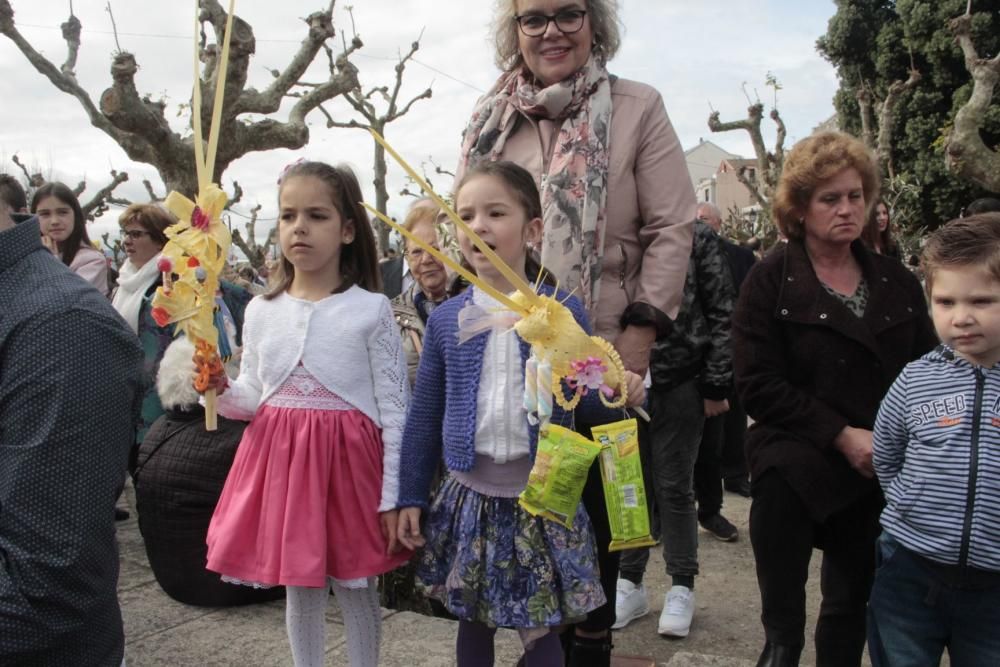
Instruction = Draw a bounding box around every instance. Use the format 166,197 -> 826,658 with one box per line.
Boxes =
118,490 -> 839,666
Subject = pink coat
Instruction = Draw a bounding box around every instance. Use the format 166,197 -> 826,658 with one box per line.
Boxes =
68,245 -> 110,297
458,78 -> 696,341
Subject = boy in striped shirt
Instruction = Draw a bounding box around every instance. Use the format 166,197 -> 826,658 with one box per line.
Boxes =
870,214 -> 1000,666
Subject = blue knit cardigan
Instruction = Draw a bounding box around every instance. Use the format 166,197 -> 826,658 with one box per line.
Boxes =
396,284 -> 622,509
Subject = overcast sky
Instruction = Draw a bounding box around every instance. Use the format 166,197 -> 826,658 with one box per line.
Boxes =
0,1 -> 840,244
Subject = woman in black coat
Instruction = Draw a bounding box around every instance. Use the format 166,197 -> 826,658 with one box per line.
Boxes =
732,132 -> 937,667
134,335 -> 283,607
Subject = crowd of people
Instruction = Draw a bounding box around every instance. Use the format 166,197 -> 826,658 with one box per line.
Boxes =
2,1 -> 1000,667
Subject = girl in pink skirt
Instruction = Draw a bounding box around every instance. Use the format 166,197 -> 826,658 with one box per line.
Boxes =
204,161 -> 410,667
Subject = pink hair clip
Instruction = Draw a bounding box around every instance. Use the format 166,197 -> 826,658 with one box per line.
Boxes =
277,157 -> 309,184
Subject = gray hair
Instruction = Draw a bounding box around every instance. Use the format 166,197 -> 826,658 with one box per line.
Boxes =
491,0 -> 623,72
697,202 -> 721,219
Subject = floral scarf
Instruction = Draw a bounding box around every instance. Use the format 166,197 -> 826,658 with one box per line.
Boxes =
460,56 -> 613,311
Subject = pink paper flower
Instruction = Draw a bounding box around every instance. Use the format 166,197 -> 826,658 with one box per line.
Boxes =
565,356 -> 612,397
191,206 -> 211,231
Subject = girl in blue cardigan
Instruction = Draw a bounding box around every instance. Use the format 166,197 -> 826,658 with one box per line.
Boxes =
395,161 -> 645,666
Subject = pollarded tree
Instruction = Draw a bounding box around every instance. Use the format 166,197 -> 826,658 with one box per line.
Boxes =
0,0 -> 362,198
818,0 -> 1000,230
944,2 -> 1000,192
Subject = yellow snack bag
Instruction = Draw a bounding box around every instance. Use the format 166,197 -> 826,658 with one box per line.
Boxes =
592,418 -> 658,552
519,424 -> 603,529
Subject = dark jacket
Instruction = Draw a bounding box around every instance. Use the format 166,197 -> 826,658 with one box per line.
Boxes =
380,256 -> 404,299
134,407 -> 284,607
0,219 -> 143,666
732,238 -> 938,520
721,237 -> 756,292
648,221 -> 735,399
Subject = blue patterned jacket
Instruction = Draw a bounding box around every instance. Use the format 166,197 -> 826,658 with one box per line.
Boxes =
397,284 -> 621,509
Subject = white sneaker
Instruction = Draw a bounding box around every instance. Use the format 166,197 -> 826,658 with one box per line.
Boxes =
611,578 -> 649,630
658,585 -> 694,637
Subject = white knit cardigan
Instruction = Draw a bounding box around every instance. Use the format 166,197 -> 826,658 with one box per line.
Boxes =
216,286 -> 409,510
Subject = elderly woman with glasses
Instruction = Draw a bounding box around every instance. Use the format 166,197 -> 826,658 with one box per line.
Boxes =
392,200 -> 453,386
455,1 -> 695,663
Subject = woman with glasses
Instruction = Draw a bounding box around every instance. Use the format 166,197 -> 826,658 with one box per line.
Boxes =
457,2 -> 696,663
392,201 -> 452,387
112,204 -> 251,463
31,182 -> 110,296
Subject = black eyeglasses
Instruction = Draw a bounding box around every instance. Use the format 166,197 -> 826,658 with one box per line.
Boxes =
514,9 -> 587,37
122,229 -> 151,240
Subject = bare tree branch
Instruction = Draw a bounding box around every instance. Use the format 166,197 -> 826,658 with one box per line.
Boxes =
101,231 -> 125,268
332,21 -> 433,251
2,0 -> 371,196
944,8 -> 1000,192
142,178 -> 163,202
233,7 -> 338,115
80,169 -> 130,220
60,11 -> 81,79
230,203 -> 274,270
0,1 -> 159,167
228,180 -> 244,207
708,97 -> 786,245
857,85 -> 876,149
11,154 -> 44,188
878,66 -> 921,178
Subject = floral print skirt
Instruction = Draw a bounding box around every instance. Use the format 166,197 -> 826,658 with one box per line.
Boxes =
415,475 -> 606,629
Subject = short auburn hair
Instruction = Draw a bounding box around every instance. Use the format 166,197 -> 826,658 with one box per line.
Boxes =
922,213 -> 1000,296
773,132 -> 880,241
118,203 -> 173,248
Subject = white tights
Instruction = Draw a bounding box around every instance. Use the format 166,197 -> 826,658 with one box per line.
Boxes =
285,578 -> 381,667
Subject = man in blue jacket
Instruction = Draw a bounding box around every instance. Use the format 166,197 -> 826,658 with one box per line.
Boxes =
0,202 -> 143,666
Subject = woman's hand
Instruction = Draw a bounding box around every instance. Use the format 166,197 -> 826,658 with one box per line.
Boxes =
623,371 -> 646,408
380,510 -> 401,555
192,353 -> 229,395
41,234 -> 58,255
396,507 -> 425,550
833,426 -> 874,478
614,325 -> 657,376
704,398 -> 730,418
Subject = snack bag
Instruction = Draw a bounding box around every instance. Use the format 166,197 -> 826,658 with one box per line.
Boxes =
519,424 -> 603,528
592,418 -> 657,552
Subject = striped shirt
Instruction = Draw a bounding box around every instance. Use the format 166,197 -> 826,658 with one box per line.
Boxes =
874,345 -> 1000,572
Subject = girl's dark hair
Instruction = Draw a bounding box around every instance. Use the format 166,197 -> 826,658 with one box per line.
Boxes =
861,198 -> 898,257
454,160 -> 555,288
30,182 -> 90,267
266,161 -> 380,299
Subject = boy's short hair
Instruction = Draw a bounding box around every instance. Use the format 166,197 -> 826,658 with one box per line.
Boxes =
0,174 -> 27,212
922,213 -> 1000,295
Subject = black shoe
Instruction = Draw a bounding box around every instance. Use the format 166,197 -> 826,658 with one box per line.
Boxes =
755,642 -> 802,667
724,476 -> 751,497
699,513 -> 738,542
566,633 -> 613,667
114,508 -> 130,521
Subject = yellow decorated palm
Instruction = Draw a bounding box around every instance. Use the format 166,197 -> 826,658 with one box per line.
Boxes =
149,0 -> 238,430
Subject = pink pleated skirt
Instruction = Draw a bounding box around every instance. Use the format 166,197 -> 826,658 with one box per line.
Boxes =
206,399 -> 409,588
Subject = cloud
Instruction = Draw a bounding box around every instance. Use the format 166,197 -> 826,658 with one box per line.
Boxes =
1,1 -> 839,243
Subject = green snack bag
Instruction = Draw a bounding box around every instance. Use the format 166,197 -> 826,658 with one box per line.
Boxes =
519,424 -> 603,529
592,418 -> 658,552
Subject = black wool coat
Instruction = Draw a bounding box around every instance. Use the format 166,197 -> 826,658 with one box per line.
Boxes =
732,239 -> 938,520
134,408 -> 284,607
